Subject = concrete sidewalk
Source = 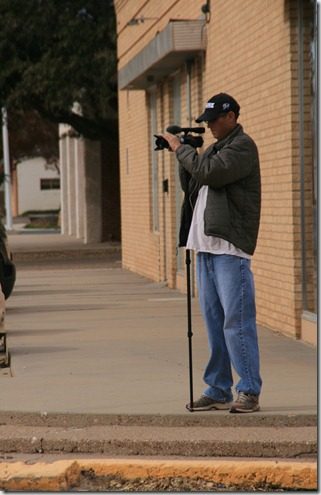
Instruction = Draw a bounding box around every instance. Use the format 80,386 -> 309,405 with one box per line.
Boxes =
7,230 -> 121,262
1,232 -> 317,418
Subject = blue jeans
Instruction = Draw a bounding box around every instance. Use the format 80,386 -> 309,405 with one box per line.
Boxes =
196,252 -> 262,402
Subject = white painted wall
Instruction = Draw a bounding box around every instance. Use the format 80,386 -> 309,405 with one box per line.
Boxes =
59,122 -> 102,243
17,157 -> 60,214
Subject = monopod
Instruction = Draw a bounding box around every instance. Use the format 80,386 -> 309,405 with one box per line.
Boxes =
185,248 -> 194,412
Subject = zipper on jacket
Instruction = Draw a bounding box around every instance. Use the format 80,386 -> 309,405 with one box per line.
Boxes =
188,182 -> 199,211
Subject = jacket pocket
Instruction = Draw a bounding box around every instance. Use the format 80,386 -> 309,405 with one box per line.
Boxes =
204,187 -> 230,237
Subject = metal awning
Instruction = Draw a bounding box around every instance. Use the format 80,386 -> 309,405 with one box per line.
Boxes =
118,20 -> 206,90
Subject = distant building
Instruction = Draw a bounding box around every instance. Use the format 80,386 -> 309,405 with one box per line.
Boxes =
58,125 -> 121,244
12,157 -> 60,215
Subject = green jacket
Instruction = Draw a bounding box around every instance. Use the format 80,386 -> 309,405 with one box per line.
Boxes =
176,124 -> 261,255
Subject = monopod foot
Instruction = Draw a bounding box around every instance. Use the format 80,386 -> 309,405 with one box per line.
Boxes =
186,403 -> 194,412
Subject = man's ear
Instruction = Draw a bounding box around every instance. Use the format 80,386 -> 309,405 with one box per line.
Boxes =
228,111 -> 237,123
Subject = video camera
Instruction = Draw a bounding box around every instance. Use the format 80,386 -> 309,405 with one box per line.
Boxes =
154,125 -> 205,151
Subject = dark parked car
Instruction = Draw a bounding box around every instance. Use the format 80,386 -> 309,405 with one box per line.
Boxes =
0,221 -> 16,299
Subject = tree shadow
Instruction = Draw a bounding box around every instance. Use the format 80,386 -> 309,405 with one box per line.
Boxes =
11,345 -> 78,355
8,328 -> 81,337
6,304 -> 108,314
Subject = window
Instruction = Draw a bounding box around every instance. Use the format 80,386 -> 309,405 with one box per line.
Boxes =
40,178 -> 60,190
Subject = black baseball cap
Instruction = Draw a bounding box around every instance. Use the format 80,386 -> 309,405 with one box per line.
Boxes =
195,93 -> 240,123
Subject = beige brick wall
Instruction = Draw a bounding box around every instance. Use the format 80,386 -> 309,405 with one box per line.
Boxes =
116,0 -> 203,283
115,0 -> 316,340
118,89 -> 159,279
202,0 -> 300,337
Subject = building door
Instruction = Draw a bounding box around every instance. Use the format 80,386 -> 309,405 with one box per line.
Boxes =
298,0 -> 318,320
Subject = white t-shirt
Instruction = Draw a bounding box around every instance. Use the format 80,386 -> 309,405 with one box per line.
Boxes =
186,185 -> 251,259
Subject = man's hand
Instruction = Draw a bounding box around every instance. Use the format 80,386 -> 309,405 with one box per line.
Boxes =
161,132 -> 182,152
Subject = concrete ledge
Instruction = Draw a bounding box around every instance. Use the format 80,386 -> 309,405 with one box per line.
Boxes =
0,458 -> 317,491
13,246 -> 121,262
0,411 -> 317,428
0,459 -> 79,491
0,424 -> 317,459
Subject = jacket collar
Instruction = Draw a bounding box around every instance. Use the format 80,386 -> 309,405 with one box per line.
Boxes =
214,124 -> 243,151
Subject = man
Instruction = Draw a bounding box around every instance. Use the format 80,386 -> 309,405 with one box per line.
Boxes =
163,93 -> 262,413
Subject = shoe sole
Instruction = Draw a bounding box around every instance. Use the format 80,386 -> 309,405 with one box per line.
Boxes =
229,405 -> 260,413
186,402 -> 232,412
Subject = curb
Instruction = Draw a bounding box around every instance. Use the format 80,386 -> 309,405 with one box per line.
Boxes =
0,458 -> 317,491
12,247 -> 121,262
0,424 -> 317,459
0,411 -> 317,427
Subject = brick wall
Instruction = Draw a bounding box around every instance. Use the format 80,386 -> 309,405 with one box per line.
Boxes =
115,0 -> 316,339
116,0 -> 202,281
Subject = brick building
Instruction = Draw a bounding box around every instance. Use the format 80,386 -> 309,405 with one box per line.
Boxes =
115,0 -> 318,343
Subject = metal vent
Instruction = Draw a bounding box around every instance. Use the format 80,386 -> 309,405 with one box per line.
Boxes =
118,20 -> 206,90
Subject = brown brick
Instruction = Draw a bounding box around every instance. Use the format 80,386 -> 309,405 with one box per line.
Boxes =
115,0 -> 316,339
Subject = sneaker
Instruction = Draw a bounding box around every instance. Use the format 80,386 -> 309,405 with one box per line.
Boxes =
186,395 -> 232,412
229,392 -> 260,413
